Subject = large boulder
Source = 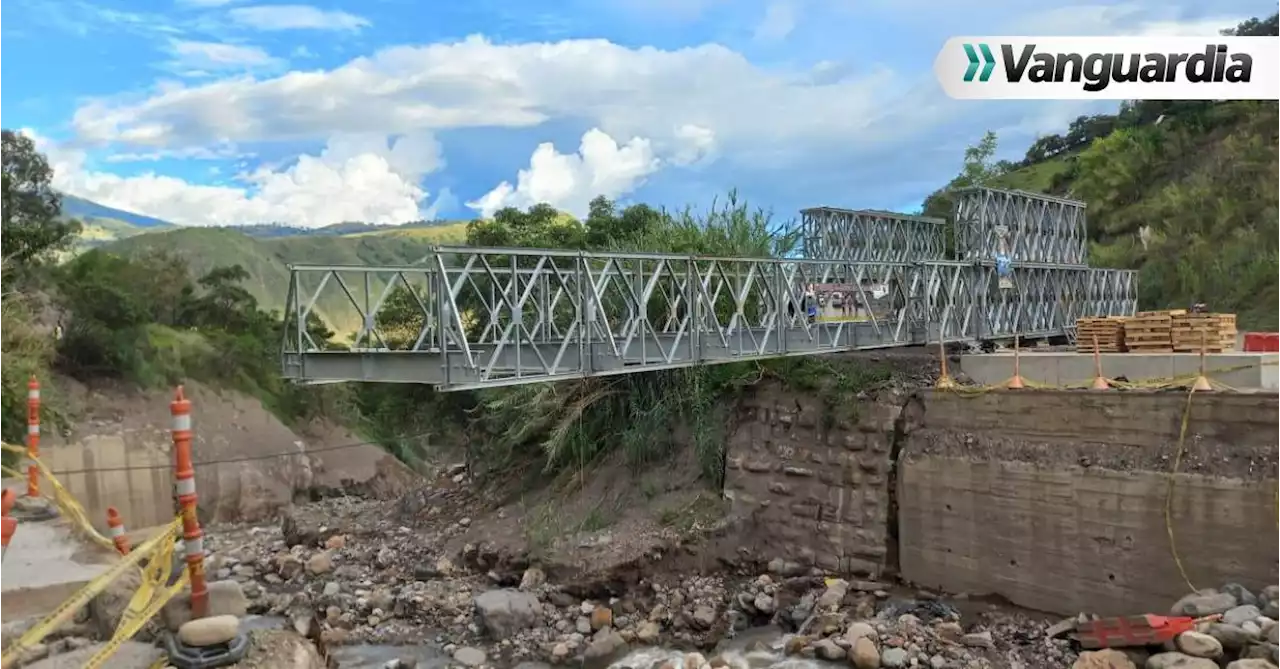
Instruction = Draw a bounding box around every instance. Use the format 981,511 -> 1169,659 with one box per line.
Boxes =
473,589 -> 542,640
161,580 -> 249,631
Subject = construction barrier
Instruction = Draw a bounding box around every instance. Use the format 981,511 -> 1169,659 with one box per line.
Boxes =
26,376 -> 40,498
0,380 -> 208,669
0,515 -> 184,668
2,489 -> 15,560
1244,332 -> 1279,353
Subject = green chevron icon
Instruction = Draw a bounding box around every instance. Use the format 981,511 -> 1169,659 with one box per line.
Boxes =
962,43 -> 996,82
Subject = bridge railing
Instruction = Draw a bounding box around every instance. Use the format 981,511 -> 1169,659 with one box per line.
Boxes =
279,246 -> 1137,390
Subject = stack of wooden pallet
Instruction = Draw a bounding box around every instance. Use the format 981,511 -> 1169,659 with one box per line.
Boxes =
1124,310 -> 1181,353
1075,317 -> 1128,353
1172,312 -> 1237,352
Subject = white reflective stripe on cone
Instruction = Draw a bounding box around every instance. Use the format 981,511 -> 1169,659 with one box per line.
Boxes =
175,477 -> 196,496
171,414 -> 192,431
109,525 -> 125,537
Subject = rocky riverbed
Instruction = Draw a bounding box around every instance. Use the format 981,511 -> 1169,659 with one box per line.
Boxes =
4,476 -> 1278,669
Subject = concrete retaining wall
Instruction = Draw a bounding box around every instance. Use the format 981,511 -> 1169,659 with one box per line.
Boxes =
723,385 -> 1279,617
958,351 -> 1279,390
897,390 -> 1278,616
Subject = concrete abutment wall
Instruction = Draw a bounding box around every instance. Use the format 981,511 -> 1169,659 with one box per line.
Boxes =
723,386 -> 1279,616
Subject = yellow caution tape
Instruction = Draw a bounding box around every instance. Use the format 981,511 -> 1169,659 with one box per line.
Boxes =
0,516 -> 182,668
112,525 -> 177,638
1,445 -> 118,552
83,571 -> 189,669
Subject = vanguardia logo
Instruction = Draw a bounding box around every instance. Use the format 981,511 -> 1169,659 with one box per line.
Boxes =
961,43 -> 1254,92
963,43 -> 996,82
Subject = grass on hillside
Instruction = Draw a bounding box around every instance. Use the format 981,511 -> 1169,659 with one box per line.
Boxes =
344,221 -> 469,242
105,226 -> 449,336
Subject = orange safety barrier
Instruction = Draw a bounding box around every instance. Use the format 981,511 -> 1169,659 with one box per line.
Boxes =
106,506 -> 131,555
1076,614 -> 1199,649
27,377 -> 41,498
1244,332 -> 1279,353
171,386 -> 208,618
2,489 -> 16,558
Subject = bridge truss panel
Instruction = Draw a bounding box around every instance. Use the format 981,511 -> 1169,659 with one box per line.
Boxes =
281,226 -> 1136,388
952,187 -> 1089,266
800,207 -> 947,263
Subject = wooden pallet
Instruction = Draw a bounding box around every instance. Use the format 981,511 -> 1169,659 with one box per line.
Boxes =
1075,317 -> 1127,353
1172,312 -> 1237,352
1124,310 -> 1182,353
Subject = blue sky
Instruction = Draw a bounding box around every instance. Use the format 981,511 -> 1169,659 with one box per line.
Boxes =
0,0 -> 1267,227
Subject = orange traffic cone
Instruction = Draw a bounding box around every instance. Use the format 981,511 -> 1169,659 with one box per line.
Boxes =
936,340 -> 958,389
1089,334 -> 1111,390
2,489 -> 16,559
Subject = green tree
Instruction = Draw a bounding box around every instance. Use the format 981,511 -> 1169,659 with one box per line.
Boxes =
1,130 -> 80,267
920,131 -> 1007,245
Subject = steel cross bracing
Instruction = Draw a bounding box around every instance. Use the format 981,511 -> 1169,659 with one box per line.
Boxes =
280,246 -> 1137,391
801,208 -> 946,263
953,187 -> 1089,266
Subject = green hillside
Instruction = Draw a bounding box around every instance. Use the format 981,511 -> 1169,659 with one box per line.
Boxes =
104,222 -> 469,336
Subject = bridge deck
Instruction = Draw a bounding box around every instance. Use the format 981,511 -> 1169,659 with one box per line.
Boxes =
280,245 -> 1137,391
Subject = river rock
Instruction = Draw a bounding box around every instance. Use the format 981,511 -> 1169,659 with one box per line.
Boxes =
844,621 -> 877,645
1171,591 -> 1238,617
813,638 -> 843,661
850,637 -> 880,669
1224,605 -> 1263,627
87,568 -> 143,638
453,646 -> 487,667
582,630 -> 627,669
1175,631 -> 1223,659
1221,584 -> 1259,608
590,606 -> 613,630
178,615 -> 240,647
636,621 -> 660,644
881,647 -> 909,668
1206,623 -> 1253,650
161,580 -> 249,631
306,551 -> 333,575
1072,649 -> 1137,669
474,589 -> 542,640
1147,652 -> 1219,669
1227,660 -> 1279,669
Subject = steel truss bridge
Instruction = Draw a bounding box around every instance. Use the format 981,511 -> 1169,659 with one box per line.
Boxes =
281,187 -> 1137,391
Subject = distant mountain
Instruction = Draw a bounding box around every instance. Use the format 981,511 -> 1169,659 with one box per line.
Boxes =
60,193 -> 176,229
103,222 -> 470,334
233,220 -> 469,239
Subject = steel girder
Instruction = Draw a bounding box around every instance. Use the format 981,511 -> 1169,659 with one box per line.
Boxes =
800,207 -> 947,263
952,187 -> 1089,266
280,246 -> 1137,390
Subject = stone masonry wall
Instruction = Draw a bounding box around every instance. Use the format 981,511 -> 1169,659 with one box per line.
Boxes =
897,390 -> 1279,616
722,385 -> 905,578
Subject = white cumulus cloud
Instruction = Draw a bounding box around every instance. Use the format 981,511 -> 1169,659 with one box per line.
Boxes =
67,35 -> 908,166
467,129 -> 661,219
163,39 -> 283,75
227,5 -> 370,32
27,130 -> 447,228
